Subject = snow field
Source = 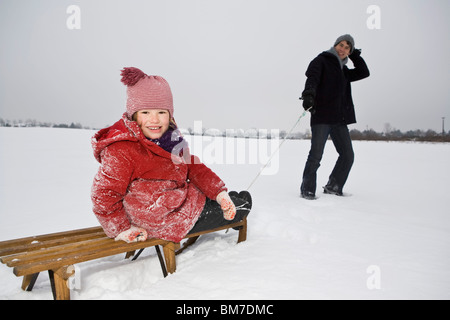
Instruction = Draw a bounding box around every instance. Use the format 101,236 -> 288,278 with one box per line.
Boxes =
0,127 -> 449,299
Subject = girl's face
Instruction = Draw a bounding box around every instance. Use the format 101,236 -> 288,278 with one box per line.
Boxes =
335,41 -> 351,60
135,109 -> 170,139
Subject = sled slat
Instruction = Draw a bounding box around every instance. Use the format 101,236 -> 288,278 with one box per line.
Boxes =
0,227 -> 103,250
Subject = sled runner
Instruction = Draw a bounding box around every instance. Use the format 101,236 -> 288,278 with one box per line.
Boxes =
0,218 -> 247,300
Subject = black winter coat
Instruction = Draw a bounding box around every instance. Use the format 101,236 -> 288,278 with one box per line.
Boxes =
303,51 -> 370,126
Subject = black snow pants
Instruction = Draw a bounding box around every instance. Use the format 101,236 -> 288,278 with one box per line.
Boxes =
188,192 -> 251,234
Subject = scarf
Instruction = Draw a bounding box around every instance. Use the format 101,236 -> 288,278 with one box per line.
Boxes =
327,47 -> 348,69
147,128 -> 189,156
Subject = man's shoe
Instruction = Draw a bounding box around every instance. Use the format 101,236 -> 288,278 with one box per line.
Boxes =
301,191 -> 317,200
323,185 -> 343,196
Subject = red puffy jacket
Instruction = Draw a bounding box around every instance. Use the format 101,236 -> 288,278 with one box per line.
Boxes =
91,114 -> 227,242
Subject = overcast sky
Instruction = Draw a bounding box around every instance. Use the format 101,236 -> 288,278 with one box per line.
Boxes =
0,0 -> 449,133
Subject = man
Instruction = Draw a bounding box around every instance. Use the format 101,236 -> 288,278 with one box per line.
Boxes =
300,34 -> 370,199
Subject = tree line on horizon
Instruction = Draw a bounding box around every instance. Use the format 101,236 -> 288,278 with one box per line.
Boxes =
1,117 -> 449,142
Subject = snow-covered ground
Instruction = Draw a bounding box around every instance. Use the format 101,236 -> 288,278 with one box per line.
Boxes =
0,126 -> 449,300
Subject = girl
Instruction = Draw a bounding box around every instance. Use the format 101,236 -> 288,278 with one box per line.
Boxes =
91,67 -> 251,243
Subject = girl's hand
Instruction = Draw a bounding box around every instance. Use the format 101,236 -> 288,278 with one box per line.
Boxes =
115,226 -> 148,243
216,191 -> 236,220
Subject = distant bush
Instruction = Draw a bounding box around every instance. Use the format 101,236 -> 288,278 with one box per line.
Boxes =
349,128 -> 450,142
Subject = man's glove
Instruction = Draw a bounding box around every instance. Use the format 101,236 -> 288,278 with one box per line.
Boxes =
115,226 -> 148,243
349,48 -> 362,60
302,95 -> 315,110
301,89 -> 315,113
216,191 -> 236,221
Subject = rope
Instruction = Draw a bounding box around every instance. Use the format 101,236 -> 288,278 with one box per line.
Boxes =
246,108 -> 311,191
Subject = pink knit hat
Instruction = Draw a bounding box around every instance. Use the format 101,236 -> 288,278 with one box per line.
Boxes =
120,67 -> 174,119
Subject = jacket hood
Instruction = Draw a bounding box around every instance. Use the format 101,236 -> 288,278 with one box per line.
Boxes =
92,113 -> 190,164
91,113 -> 143,162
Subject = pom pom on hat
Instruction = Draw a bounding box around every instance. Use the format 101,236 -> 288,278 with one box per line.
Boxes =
121,67 -> 174,119
121,67 -> 146,86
